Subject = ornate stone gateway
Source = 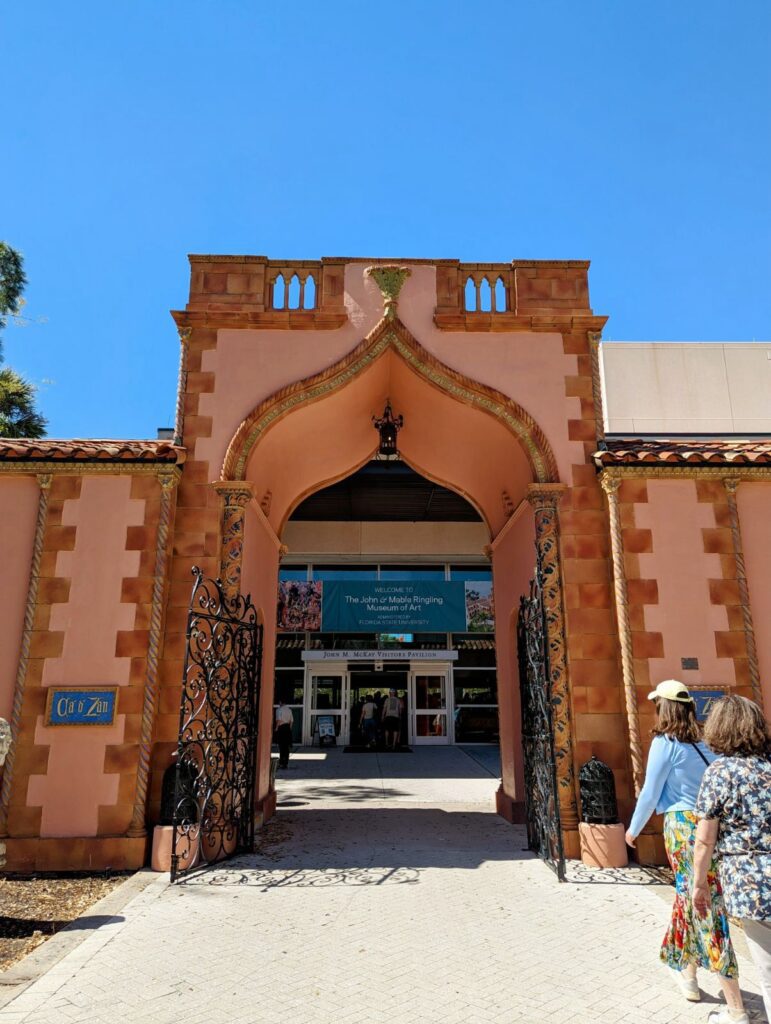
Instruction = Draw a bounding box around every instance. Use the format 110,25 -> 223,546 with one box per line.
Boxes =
171,569 -> 262,883
517,566 -> 566,881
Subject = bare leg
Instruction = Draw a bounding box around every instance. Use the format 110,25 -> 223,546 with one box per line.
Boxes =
717,976 -> 744,1011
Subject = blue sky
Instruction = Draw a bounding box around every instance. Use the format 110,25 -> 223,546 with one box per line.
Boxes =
3,1 -> 770,438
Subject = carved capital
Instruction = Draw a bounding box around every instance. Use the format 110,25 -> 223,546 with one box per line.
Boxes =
723,477 -> 740,496
214,481 -> 255,509
526,483 -> 566,511
36,473 -> 52,491
367,265 -> 411,320
599,472 -> 621,496
158,471 -> 179,493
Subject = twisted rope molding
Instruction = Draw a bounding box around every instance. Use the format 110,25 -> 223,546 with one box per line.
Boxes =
723,478 -> 763,708
173,328 -> 192,447
600,473 -> 645,795
128,471 -> 180,837
0,474 -> 52,837
587,331 -> 605,444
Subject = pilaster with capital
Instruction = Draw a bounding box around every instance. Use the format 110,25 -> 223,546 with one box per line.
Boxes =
215,482 -> 255,599
173,328 -> 192,447
587,331 -> 605,445
526,483 -> 579,830
723,478 -> 763,707
600,472 -> 645,795
0,474 -> 52,837
128,470 -> 180,837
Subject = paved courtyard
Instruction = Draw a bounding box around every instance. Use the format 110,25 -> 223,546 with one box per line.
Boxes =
0,747 -> 765,1024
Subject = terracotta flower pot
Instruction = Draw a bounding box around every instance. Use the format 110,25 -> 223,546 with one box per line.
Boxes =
578,821 -> 628,869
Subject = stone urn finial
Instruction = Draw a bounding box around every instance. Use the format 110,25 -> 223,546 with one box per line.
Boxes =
367,265 -> 411,320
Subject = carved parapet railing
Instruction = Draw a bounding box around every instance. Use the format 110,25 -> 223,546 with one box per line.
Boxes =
435,260 -> 600,332
177,256 -> 347,330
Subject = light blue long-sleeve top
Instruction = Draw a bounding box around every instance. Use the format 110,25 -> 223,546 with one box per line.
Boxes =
628,734 -> 717,838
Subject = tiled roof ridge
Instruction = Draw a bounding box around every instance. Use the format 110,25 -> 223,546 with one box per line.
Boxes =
595,437 -> 771,467
0,438 -> 185,463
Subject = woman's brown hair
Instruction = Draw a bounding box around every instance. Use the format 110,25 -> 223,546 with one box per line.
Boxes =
651,697 -> 701,743
703,694 -> 771,757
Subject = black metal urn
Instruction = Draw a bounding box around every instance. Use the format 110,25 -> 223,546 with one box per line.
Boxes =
578,755 -> 619,825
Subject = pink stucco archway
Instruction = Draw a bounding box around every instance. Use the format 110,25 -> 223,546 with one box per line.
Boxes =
223,316 -> 559,822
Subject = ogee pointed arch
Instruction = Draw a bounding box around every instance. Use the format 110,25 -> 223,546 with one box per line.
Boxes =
221,315 -> 559,486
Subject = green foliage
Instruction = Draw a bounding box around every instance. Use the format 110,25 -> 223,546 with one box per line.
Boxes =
0,242 -> 27,336
0,242 -> 46,438
0,367 -> 47,438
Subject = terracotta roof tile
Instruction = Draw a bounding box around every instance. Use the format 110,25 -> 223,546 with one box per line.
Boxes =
594,438 -> 771,467
0,439 -> 185,464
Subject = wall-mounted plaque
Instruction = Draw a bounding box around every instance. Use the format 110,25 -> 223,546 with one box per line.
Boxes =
45,687 -> 118,726
690,687 -> 726,722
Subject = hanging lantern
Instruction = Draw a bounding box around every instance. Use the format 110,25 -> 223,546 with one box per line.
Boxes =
372,400 -> 403,460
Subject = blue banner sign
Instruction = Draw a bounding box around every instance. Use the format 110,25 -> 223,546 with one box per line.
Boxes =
690,689 -> 726,722
45,687 -> 118,726
278,579 -> 494,633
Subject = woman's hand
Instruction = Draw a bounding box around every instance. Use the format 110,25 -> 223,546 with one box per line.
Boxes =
625,829 -> 636,848
693,882 -> 710,916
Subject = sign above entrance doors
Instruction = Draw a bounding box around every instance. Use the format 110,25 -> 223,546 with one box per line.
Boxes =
278,580 -> 494,633
302,649 -> 459,661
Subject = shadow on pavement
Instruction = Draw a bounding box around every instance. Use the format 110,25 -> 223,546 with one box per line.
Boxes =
178,807 -> 533,890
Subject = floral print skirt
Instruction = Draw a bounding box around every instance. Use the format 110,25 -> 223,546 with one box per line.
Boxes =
660,810 -> 738,977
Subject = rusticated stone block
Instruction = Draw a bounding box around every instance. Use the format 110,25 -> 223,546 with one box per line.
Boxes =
621,528 -> 653,554
631,632 -> 664,659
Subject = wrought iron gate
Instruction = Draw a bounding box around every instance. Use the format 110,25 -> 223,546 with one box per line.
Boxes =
517,565 -> 566,881
171,568 -> 262,882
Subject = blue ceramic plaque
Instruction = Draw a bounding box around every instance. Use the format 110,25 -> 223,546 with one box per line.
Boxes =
45,687 -> 117,726
690,688 -> 726,722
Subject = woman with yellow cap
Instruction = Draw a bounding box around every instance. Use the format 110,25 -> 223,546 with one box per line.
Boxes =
626,680 -> 744,1020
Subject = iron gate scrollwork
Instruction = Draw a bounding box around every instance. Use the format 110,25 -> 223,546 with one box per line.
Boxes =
171,568 -> 262,882
517,564 -> 565,881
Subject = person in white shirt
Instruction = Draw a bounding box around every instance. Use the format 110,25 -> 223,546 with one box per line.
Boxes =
275,701 -> 294,768
360,695 -> 378,748
382,689 -> 403,751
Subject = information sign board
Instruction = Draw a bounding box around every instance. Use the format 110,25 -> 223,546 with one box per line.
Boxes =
45,687 -> 118,726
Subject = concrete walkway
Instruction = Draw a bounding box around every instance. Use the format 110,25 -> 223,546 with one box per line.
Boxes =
1,748 -> 765,1024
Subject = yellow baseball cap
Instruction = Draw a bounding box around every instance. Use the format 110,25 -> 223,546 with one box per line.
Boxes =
647,679 -> 694,703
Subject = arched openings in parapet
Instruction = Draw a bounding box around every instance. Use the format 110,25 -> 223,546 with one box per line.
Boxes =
463,275 -> 507,313
272,271 -> 317,310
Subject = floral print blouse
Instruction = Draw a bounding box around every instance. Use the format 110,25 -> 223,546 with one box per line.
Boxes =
695,755 -> 771,921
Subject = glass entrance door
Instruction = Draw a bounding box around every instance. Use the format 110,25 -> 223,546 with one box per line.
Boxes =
409,667 -> 451,744
304,665 -> 349,745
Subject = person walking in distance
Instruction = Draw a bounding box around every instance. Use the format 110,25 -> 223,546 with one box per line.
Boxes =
275,700 -> 294,769
382,688 -> 403,751
694,695 -> 771,1024
360,694 -> 378,749
625,680 -> 741,1009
